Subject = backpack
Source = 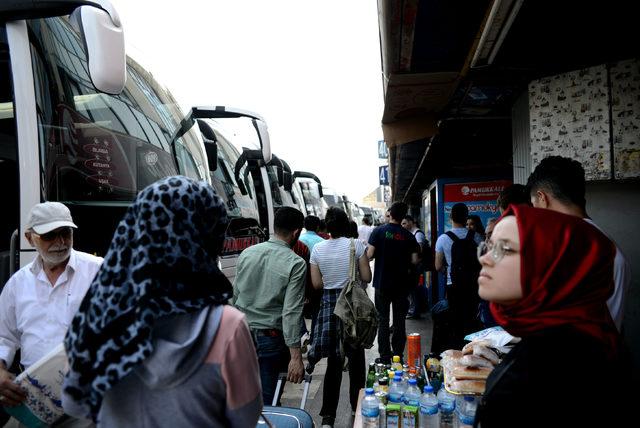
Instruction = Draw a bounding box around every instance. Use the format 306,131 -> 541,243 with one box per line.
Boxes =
445,230 -> 481,292
414,229 -> 434,271
333,239 -> 378,349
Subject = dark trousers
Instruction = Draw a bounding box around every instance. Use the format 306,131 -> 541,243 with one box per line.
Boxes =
319,345 -> 366,421
253,332 -> 290,405
448,284 -> 481,349
408,270 -> 427,316
375,288 -> 410,362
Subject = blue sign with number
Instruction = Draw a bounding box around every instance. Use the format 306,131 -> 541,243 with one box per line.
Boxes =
379,165 -> 389,185
378,140 -> 388,159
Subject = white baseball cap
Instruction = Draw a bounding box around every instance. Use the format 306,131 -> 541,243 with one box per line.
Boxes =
26,202 -> 78,235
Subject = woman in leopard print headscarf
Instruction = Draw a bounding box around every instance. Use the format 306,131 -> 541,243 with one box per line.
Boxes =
62,176 -> 262,426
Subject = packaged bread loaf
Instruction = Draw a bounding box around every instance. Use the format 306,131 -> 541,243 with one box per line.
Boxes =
448,379 -> 486,394
460,354 -> 495,369
451,366 -> 492,381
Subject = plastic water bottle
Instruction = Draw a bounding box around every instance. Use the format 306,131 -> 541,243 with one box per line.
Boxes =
436,386 -> 456,427
402,378 -> 422,427
457,396 -> 477,427
361,388 -> 380,427
404,379 -> 421,406
388,376 -> 405,404
395,370 -> 406,391
419,385 -> 438,428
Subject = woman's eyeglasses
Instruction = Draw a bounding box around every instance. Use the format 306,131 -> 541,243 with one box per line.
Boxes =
477,239 -> 516,263
34,227 -> 73,242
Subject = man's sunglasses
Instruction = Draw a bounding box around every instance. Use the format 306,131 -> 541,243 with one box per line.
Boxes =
34,227 -> 73,242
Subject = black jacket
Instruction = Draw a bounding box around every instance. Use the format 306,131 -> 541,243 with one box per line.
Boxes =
474,325 -> 628,428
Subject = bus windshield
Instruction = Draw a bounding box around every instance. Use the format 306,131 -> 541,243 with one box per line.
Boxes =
299,180 -> 324,217
27,17 -> 207,203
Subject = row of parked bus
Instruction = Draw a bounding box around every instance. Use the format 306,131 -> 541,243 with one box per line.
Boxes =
0,0 -> 380,286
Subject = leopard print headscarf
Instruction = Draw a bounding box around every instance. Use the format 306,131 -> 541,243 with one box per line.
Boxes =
63,176 -> 231,421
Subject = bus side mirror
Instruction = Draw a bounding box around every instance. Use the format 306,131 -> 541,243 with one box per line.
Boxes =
197,120 -> 218,171
284,171 -> 293,192
74,5 -> 126,94
253,119 -> 272,163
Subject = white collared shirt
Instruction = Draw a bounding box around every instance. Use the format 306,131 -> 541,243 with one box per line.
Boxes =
584,219 -> 631,331
0,249 -> 103,368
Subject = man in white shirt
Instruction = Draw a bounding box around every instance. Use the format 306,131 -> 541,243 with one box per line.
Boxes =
434,203 -> 483,350
527,156 -> 630,331
357,216 -> 375,244
0,202 -> 103,407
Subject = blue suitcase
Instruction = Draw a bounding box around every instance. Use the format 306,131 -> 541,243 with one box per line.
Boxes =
257,373 -> 314,428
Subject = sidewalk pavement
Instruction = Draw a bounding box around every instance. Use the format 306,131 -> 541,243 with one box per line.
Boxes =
280,285 -> 434,428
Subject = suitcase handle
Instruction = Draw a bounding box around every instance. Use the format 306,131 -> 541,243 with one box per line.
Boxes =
272,372 -> 313,409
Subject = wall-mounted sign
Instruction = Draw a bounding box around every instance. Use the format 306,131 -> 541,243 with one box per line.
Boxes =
378,140 -> 389,159
443,180 -> 512,231
379,165 -> 389,185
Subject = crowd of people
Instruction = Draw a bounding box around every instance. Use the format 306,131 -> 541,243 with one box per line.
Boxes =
0,155 -> 632,427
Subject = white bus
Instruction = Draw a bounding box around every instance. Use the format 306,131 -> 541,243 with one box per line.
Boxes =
293,171 -> 326,219
0,1 -> 218,286
174,109 -> 273,282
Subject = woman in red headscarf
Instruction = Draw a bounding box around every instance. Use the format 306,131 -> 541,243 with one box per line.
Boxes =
473,205 -> 628,427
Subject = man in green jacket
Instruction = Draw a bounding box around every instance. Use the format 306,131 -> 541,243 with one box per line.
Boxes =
233,207 -> 306,405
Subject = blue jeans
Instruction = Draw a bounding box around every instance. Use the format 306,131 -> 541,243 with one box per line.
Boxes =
253,333 -> 290,405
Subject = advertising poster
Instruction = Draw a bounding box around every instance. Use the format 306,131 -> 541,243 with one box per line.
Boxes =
443,180 -> 512,232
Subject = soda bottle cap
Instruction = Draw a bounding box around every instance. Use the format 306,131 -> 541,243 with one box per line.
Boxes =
379,377 -> 388,385
365,388 -> 375,395
424,385 -> 434,393
394,376 -> 402,382
393,356 -> 401,363
408,379 -> 417,385
395,370 -> 403,377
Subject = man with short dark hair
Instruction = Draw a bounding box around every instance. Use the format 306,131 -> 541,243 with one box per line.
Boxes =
0,202 -> 101,424
233,207 -> 306,404
496,184 -> 530,213
434,203 -> 483,350
367,202 -> 420,362
401,215 -> 428,319
527,156 -> 630,331
299,215 -> 324,252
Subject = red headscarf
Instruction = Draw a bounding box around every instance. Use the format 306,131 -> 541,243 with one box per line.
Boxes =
490,205 -> 619,351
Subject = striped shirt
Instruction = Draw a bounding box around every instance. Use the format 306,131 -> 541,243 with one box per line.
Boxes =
310,238 -> 366,290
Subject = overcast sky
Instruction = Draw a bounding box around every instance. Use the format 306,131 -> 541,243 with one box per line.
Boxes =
110,0 -> 385,203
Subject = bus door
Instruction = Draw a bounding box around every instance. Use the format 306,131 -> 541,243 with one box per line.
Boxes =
0,25 -> 19,288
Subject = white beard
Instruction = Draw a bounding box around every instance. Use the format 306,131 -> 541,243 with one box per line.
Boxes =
41,247 -> 71,265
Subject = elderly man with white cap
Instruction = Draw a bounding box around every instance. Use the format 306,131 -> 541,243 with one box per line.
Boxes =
0,202 -> 102,410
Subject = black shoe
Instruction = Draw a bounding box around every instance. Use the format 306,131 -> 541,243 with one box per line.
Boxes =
321,416 -> 335,427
